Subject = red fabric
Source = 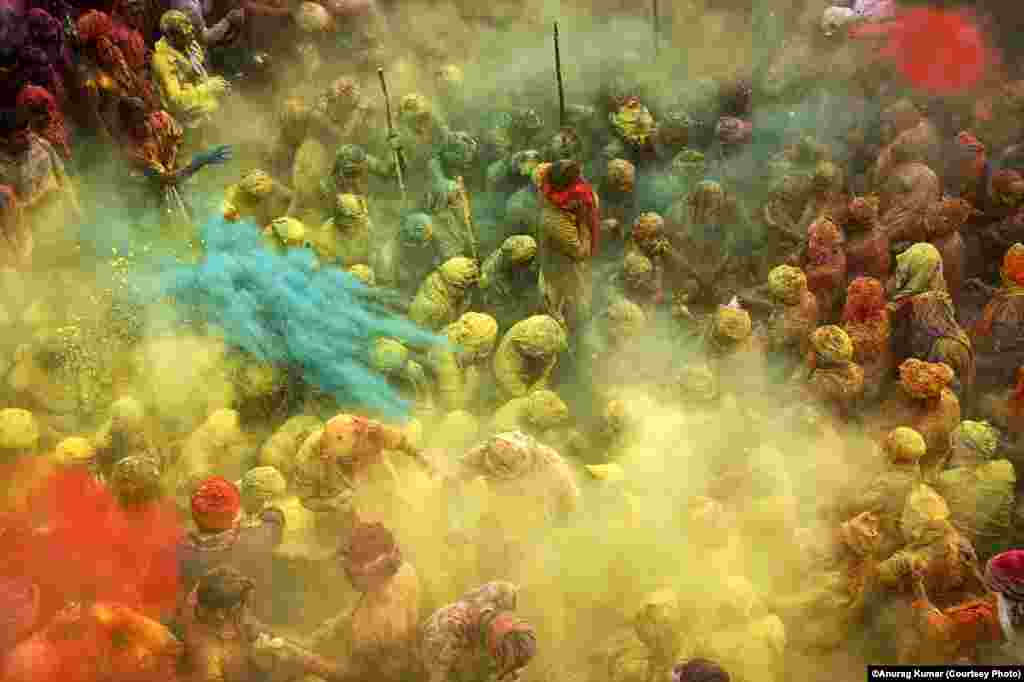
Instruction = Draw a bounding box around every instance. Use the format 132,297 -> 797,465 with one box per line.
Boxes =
485,612 -> 534,659
77,10 -> 115,45
15,85 -> 70,159
843,277 -> 886,323
987,550 -> 1024,597
190,477 -> 241,532
541,177 -> 600,256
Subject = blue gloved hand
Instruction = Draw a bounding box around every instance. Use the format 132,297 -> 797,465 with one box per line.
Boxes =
193,145 -> 233,169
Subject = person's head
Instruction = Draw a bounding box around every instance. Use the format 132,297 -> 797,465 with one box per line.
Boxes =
605,158 -> 635,194
500,235 -> 537,269
370,338 -> 409,376
440,132 -> 478,174
525,390 -> 569,431
899,358 -> 954,401
439,257 -> 480,291
341,521 -> 402,592
1003,243 -> 1024,288
672,658 -> 730,682
950,421 -> 999,467
331,143 -> 369,194
195,567 -> 254,627
899,483 -> 951,543
547,159 -> 582,190
191,476 -> 241,533
671,148 -> 706,181
632,212 -> 664,247
484,612 -> 537,681
767,265 -> 807,306
239,466 -> 286,515
811,325 -> 853,367
516,315 -> 567,359
689,180 -> 726,225
110,455 -> 162,508
323,78 -> 361,115
158,10 -> 194,49
847,195 -> 880,230
657,109 -> 691,149
711,304 -> 752,349
15,86 -> 56,133
622,252 -> 656,294
883,427 -> 926,465
991,170 -> 1024,209
842,276 -> 886,324
399,93 -> 432,128
986,550 -> 1024,631
399,212 -> 434,249
446,312 -> 499,364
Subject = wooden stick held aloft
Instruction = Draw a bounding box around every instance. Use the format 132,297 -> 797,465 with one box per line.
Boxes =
377,67 -> 407,206
554,22 -> 566,129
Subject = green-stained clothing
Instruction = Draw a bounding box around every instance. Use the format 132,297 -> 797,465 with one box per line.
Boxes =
936,460 -> 1016,560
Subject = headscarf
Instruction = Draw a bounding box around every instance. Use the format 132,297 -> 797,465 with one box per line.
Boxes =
900,483 -> 950,543
238,170 -> 274,198
1002,243 -> 1024,290
891,243 -> 946,300
925,196 -> 973,239
605,158 -> 636,192
517,315 -> 567,358
439,257 -> 480,290
501,235 -> 537,265
986,550 -> 1024,630
952,421 -> 998,460
975,244 -> 1024,337
806,217 -> 844,267
811,325 -> 854,365
190,477 -> 241,532
768,265 -> 806,305
540,160 -> 600,255
672,658 -> 731,681
909,291 -> 971,351
525,390 -> 568,429
632,212 -> 664,243
399,212 -> 434,246
240,466 -> 287,504
343,521 -> 402,590
713,304 -> 752,343
479,431 -> 539,480
842,277 -> 886,323
884,426 -> 926,462
109,455 -> 161,507
447,312 -> 499,358
16,85 -> 69,159
485,612 -> 537,674
688,180 -> 726,233
991,170 -> 1024,208
847,195 -> 880,230
610,97 -> 656,146
899,358 -> 954,400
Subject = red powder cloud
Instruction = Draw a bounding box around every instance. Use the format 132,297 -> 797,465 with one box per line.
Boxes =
852,8 -> 996,94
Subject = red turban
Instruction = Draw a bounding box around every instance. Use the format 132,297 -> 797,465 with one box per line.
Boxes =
190,477 -> 240,532
986,550 -> 1024,601
15,85 -> 69,160
842,277 -> 886,324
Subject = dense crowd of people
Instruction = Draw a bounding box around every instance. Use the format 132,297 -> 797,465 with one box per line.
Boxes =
1,0 -> 1024,679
